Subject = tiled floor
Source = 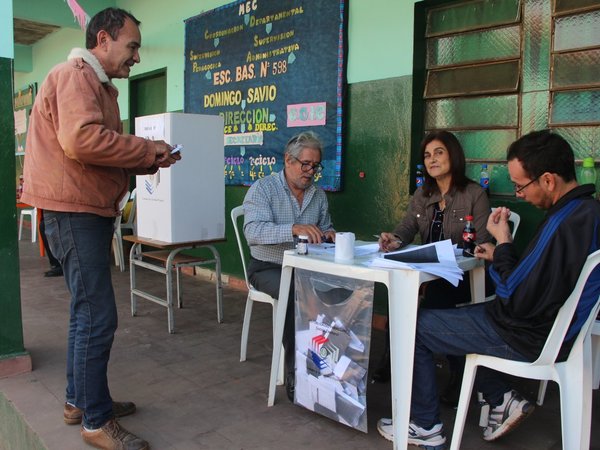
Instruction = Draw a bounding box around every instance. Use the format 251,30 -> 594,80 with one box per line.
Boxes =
2,240 -> 599,449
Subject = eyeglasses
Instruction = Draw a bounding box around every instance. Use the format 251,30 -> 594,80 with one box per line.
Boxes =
291,155 -> 323,173
514,176 -> 540,194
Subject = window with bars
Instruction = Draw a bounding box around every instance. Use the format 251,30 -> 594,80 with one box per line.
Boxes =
412,0 -> 600,195
550,5 -> 600,159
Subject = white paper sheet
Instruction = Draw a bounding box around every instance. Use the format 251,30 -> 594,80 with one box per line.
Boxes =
354,243 -> 380,256
367,240 -> 463,286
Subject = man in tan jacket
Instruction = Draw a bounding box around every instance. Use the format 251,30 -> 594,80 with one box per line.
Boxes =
21,7 -> 180,450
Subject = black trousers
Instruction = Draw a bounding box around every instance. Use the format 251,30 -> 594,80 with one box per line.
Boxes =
39,209 -> 61,268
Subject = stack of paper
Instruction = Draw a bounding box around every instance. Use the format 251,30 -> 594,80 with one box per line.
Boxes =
367,239 -> 463,286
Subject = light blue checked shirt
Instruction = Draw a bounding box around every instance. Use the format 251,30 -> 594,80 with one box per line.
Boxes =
243,170 -> 334,265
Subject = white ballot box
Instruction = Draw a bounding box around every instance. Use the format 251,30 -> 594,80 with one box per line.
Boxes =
135,113 -> 225,243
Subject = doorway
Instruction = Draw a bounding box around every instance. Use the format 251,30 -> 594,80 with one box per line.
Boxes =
129,68 -> 167,135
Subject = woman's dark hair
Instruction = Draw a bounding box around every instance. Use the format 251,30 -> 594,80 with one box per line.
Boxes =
420,130 -> 471,196
507,130 -> 576,182
86,8 -> 140,49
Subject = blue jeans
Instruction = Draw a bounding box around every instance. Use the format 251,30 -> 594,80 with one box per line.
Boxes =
44,212 -> 117,429
411,303 -> 529,428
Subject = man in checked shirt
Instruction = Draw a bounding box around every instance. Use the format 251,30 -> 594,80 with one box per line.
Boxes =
243,131 -> 336,402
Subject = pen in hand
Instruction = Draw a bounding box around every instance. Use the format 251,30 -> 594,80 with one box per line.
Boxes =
464,243 -> 484,257
373,234 -> 402,245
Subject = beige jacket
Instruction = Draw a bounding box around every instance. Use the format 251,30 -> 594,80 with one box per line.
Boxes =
21,48 -> 157,217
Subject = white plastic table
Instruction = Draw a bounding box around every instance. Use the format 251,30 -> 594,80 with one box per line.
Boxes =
267,246 -> 485,449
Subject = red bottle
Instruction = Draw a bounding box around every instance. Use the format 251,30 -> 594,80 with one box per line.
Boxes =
462,215 -> 476,257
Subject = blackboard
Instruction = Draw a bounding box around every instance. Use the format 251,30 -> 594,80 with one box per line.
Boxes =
184,0 -> 347,191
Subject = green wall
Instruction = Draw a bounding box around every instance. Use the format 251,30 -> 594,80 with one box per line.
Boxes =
12,0 -> 113,29
331,77 -> 413,235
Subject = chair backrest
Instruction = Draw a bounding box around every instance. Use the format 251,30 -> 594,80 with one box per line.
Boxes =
534,248 -> 600,365
491,207 -> 520,238
115,191 -> 131,229
121,188 -> 137,232
230,205 -> 252,290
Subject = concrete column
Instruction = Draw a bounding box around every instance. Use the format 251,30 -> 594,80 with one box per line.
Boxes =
0,0 -> 32,378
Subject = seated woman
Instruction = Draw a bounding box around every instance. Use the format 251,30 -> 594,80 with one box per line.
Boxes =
374,130 -> 493,404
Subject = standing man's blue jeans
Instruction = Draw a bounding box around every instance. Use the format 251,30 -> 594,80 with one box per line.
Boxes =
411,303 -> 529,428
44,211 -> 117,429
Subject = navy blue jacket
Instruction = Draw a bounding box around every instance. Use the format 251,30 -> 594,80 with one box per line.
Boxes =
486,184 -> 600,361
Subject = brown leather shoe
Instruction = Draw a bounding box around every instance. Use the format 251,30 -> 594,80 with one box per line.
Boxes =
64,401 -> 137,425
81,419 -> 148,450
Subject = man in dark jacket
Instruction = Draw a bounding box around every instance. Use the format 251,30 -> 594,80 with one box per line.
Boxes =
377,130 -> 600,448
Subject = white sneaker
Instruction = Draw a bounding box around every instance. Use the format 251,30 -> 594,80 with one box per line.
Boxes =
376,418 -> 394,441
483,390 -> 534,441
377,418 -> 447,448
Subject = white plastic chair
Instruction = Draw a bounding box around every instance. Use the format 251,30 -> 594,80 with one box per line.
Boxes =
491,207 -> 520,239
18,207 -> 37,243
537,318 -> 600,404
230,205 -> 284,385
121,188 -> 137,235
112,191 -> 130,272
591,320 -> 600,390
113,188 -> 137,272
451,249 -> 600,450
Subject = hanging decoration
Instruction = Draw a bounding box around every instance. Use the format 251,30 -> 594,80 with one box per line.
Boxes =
65,0 -> 90,30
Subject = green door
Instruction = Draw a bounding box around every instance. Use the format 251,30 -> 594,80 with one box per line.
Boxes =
129,68 -> 167,135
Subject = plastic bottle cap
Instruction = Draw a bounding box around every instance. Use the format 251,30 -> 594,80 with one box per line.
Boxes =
417,164 -> 424,169
298,235 -> 309,240
583,157 -> 595,168
481,164 -> 488,169
465,215 -> 474,221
